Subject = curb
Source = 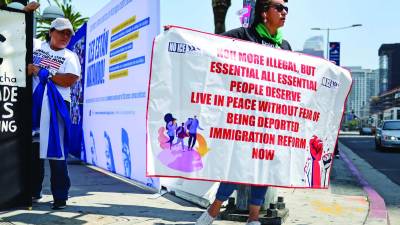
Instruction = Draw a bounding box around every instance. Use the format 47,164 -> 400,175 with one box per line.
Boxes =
338,143 -> 390,225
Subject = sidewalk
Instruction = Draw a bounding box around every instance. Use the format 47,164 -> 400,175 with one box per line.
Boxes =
0,152 -> 374,225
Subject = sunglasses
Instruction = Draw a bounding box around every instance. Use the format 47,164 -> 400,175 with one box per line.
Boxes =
270,3 -> 288,13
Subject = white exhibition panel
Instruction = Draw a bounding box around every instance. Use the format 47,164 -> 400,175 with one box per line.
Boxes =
83,0 -> 160,188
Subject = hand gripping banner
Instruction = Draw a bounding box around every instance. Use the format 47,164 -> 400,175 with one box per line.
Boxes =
147,26 -> 352,188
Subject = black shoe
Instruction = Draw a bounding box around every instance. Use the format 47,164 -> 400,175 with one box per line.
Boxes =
52,200 -> 66,210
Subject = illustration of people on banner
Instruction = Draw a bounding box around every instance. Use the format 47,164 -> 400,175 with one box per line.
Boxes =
156,113 -> 207,173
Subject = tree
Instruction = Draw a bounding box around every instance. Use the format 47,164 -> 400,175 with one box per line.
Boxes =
346,119 -> 359,131
212,0 -> 231,34
35,0 -> 88,39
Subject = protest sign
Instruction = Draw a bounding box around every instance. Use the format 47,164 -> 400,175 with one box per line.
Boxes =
147,26 -> 352,188
0,8 -> 32,209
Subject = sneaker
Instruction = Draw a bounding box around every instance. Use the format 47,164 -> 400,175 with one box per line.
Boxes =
195,211 -> 215,225
31,196 -> 42,203
246,221 -> 261,225
52,200 -> 66,210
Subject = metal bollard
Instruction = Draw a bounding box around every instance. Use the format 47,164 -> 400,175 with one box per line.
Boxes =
266,203 -> 278,217
226,197 -> 236,210
277,196 -> 286,210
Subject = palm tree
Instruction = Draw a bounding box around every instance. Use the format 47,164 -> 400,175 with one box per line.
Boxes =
36,0 -> 88,39
212,0 -> 231,34
0,0 -> 14,7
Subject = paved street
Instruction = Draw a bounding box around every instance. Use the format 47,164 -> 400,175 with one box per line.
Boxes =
339,136 -> 400,185
339,136 -> 400,225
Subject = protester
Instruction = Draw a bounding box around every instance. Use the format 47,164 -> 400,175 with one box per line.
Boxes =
187,115 -> 203,150
196,0 -> 290,224
28,17 -> 80,210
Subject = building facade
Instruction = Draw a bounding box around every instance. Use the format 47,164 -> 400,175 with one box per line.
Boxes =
378,43 -> 400,94
367,43 -> 400,123
345,67 -> 379,119
298,36 -> 324,58
370,87 -> 400,121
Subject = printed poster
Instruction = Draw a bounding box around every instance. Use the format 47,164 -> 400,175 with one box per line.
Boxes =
83,0 -> 160,188
147,27 -> 352,188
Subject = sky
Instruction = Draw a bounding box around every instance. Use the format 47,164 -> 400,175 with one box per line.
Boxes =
37,0 -> 400,69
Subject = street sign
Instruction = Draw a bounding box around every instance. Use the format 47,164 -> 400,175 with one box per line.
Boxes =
329,42 -> 340,66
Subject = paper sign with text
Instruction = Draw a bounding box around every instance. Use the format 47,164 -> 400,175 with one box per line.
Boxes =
0,10 -> 26,88
147,27 -> 352,188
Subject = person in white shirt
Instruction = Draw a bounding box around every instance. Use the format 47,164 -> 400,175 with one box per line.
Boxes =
27,18 -> 80,210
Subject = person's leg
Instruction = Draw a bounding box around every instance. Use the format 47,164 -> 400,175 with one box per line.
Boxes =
334,143 -> 340,158
166,135 -> 173,144
168,136 -> 174,149
174,137 -> 181,146
208,182 -> 237,217
49,159 -> 71,202
188,135 -> 193,149
31,142 -> 44,199
191,133 -> 197,148
248,186 -> 268,222
196,182 -> 237,225
175,138 -> 183,149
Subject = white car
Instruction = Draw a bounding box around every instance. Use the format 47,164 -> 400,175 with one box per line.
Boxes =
375,120 -> 400,150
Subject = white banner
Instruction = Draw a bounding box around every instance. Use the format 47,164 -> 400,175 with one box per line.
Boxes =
83,0 -> 160,188
147,27 -> 352,188
0,10 -> 26,87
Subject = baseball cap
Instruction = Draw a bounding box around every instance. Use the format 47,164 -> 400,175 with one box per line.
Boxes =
50,18 -> 75,35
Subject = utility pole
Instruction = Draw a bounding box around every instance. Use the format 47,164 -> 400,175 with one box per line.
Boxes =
212,0 -> 231,34
311,24 -> 362,60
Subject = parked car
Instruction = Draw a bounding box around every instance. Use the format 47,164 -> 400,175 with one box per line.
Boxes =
375,120 -> 400,150
359,127 -> 373,135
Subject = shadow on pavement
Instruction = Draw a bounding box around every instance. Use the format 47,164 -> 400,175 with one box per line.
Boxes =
2,202 -> 200,224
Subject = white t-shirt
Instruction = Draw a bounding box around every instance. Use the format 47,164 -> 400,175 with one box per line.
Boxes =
32,40 -> 81,102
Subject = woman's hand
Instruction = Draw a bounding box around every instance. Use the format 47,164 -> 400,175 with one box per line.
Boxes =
23,1 -> 40,12
27,64 -> 40,76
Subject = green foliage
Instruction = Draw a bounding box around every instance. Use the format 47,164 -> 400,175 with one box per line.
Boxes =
1,0 -> 12,5
36,0 -> 88,40
346,119 -> 360,131
0,0 -> 13,7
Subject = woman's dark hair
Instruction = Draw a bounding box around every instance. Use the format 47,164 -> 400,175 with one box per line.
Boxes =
252,0 -> 288,27
45,28 -> 56,42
